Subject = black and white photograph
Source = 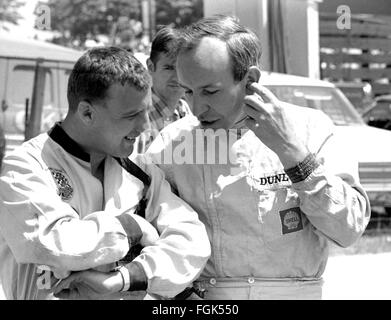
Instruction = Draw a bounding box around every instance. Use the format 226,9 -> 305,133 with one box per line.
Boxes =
0,0 -> 391,310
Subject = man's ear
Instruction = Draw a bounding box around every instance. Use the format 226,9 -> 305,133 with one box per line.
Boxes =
245,66 -> 261,89
77,101 -> 95,126
147,58 -> 155,73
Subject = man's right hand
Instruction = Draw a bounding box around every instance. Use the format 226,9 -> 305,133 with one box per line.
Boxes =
53,270 -> 123,300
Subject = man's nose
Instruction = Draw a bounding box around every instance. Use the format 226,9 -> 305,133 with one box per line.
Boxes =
136,109 -> 150,132
192,95 -> 208,117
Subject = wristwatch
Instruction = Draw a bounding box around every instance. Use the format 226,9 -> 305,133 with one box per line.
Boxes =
284,153 -> 320,183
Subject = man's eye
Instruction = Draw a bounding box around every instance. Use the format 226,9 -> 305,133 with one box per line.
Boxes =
125,111 -> 143,119
185,90 -> 193,96
164,66 -> 175,70
203,89 -> 218,96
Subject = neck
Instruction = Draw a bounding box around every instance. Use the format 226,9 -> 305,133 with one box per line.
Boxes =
61,115 -> 105,159
154,89 -> 178,112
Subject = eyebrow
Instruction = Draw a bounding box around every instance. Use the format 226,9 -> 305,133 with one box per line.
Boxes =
178,82 -> 219,91
178,82 -> 190,90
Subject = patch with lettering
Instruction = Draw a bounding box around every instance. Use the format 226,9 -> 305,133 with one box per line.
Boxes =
250,172 -> 292,191
49,168 -> 73,201
279,207 -> 303,235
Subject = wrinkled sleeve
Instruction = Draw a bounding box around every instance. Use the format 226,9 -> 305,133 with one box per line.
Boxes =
0,152 -> 142,271
130,156 -> 211,298
292,111 -> 371,247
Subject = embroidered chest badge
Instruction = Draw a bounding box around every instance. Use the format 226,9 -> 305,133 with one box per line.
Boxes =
49,168 -> 73,201
279,207 -> 304,235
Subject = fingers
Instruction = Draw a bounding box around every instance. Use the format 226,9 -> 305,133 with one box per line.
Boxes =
50,274 -> 62,288
243,101 -> 269,121
243,83 -> 281,124
54,288 -> 81,300
53,272 -> 82,295
244,92 -> 275,116
248,82 -> 279,105
244,117 -> 260,130
243,94 -> 272,125
52,268 -> 71,279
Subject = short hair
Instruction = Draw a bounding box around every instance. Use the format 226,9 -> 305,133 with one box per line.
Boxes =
178,15 -> 262,82
149,25 -> 180,66
67,46 -> 151,112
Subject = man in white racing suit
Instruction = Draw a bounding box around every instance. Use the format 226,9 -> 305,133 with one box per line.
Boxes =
146,15 -> 370,299
0,47 -> 210,300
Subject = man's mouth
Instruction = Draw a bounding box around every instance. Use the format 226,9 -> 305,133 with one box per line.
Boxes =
124,135 -> 137,142
168,82 -> 181,88
200,119 -> 218,126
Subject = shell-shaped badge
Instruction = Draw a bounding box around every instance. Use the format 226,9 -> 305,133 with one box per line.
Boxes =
49,168 -> 73,201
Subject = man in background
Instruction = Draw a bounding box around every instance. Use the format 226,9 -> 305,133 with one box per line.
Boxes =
146,25 -> 192,133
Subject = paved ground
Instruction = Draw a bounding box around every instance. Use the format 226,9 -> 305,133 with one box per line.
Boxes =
322,252 -> 391,299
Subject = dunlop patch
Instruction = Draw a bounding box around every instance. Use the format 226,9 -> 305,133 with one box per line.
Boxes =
251,172 -> 291,191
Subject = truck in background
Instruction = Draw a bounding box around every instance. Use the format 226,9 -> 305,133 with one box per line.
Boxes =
0,34 -> 82,153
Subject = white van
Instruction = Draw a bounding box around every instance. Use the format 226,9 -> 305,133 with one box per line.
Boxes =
0,34 -> 82,153
260,72 -> 391,215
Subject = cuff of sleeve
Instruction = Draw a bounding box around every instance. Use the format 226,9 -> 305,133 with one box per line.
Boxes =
117,266 -> 131,291
285,153 -> 320,184
125,261 -> 148,291
116,214 -> 143,247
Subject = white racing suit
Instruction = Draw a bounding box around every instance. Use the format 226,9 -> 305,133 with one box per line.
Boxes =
147,104 -> 371,300
0,124 -> 210,300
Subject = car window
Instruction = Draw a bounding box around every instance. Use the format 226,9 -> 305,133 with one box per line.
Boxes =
6,65 -> 55,135
266,85 -> 365,126
9,65 -> 53,107
58,68 -> 72,117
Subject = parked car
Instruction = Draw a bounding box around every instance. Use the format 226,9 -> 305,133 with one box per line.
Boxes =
0,34 -> 82,154
260,72 -> 391,214
334,81 -> 374,115
361,94 -> 391,131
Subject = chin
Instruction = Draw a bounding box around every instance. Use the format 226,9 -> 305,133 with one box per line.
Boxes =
201,122 -> 225,131
117,148 -> 134,158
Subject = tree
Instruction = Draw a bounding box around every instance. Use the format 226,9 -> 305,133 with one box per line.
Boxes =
46,0 -> 141,48
0,0 -> 24,30
43,0 -> 203,50
155,0 -> 203,27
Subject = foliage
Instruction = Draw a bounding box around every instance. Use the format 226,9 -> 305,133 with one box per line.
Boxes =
41,0 -> 203,50
0,0 -> 24,29
156,0 -> 203,28
46,0 -> 141,48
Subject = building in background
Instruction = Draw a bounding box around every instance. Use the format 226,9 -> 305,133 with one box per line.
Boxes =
204,0 -> 322,79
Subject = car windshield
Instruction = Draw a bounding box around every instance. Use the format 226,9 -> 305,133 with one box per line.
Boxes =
266,85 -> 365,126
